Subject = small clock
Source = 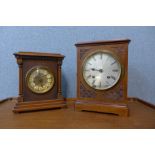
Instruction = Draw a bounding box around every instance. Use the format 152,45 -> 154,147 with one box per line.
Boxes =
13,52 -> 66,112
26,66 -> 54,94
75,39 -> 130,116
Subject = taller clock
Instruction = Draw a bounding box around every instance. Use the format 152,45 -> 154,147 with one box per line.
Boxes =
75,39 -> 130,116
14,52 -> 65,112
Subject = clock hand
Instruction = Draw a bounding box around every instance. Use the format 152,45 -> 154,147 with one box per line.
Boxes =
91,68 -> 104,73
40,74 -> 48,78
40,82 -> 43,87
38,78 -> 44,87
36,70 -> 48,78
36,73 -> 48,78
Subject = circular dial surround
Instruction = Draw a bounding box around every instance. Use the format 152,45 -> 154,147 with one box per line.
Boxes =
26,66 -> 54,94
82,50 -> 122,90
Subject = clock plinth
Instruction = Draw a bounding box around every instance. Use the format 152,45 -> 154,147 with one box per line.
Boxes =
75,39 -> 130,116
13,99 -> 66,113
75,100 -> 128,116
14,52 -> 66,113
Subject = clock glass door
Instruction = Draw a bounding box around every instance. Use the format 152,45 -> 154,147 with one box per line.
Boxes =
82,50 -> 122,90
26,66 -> 54,94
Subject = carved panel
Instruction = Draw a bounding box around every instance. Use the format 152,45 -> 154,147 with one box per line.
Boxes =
80,49 -> 90,59
111,46 -> 126,53
102,84 -> 123,100
80,82 -> 96,98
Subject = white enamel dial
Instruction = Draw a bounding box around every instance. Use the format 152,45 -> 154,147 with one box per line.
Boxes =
83,51 -> 121,90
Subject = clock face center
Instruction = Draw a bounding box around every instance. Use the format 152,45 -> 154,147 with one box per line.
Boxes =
82,51 -> 122,90
34,72 -> 48,86
91,68 -> 104,73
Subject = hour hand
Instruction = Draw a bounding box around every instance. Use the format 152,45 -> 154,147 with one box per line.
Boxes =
91,68 -> 98,71
91,68 -> 103,73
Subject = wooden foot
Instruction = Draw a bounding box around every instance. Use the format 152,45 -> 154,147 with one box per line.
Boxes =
13,99 -> 66,113
75,100 -> 129,117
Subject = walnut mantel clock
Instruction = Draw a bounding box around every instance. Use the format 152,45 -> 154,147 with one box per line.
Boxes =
75,39 -> 131,116
13,52 -> 65,112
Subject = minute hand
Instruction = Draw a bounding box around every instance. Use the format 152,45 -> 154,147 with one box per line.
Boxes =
102,56 -> 109,69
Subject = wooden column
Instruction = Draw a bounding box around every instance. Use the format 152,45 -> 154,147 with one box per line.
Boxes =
16,56 -> 23,102
57,59 -> 63,99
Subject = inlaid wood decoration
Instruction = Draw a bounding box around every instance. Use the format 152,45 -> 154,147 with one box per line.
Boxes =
75,39 -> 131,116
13,52 -> 66,112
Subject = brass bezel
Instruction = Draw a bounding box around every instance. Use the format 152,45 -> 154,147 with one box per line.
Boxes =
82,49 -> 122,91
25,66 -> 55,94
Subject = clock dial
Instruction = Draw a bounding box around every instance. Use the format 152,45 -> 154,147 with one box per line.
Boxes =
83,51 -> 121,90
26,66 -> 54,94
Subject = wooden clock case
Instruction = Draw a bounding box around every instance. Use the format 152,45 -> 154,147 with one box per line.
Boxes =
75,39 -> 131,116
14,52 -> 66,112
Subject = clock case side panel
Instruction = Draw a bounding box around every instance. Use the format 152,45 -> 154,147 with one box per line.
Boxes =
75,40 -> 130,116
13,53 -> 66,113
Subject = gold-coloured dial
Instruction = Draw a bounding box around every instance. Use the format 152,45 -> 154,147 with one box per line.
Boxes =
26,66 -> 54,94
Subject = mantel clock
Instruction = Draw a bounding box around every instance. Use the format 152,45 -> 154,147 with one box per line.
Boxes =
75,39 -> 130,116
14,52 -> 65,112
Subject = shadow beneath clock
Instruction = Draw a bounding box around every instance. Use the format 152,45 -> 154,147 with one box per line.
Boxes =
15,108 -> 63,114
81,110 -> 119,116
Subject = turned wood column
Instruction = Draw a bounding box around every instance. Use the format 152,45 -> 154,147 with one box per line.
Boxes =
16,56 -> 24,102
57,59 -> 63,99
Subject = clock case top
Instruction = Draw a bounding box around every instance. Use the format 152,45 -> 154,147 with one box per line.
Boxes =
75,39 -> 131,116
14,52 -> 65,112
14,52 -> 64,58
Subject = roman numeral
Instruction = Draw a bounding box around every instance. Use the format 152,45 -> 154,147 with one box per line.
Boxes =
110,76 -> 116,80
99,82 -> 101,88
112,69 -> 119,72
92,80 -> 96,85
93,56 -> 96,61
100,54 -> 102,59
106,81 -> 110,85
111,60 -> 116,65
86,75 -> 91,79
